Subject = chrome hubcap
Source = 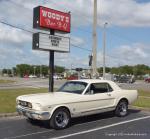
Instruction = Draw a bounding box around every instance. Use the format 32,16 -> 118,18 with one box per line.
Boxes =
119,103 -> 127,116
55,111 -> 69,128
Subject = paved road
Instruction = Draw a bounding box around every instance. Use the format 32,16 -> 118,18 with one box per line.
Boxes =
0,110 -> 150,139
0,77 -> 66,89
1,77 -> 150,91
119,81 -> 150,91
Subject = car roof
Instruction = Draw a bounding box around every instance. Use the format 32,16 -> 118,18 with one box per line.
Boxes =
68,79 -> 121,90
70,79 -> 112,84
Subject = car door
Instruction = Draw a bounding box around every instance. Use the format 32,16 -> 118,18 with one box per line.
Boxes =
77,83 -> 115,114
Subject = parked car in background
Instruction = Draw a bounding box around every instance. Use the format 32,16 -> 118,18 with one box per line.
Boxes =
29,75 -> 37,78
145,77 -> 150,83
23,75 -> 29,78
117,75 -> 135,83
16,79 -> 138,129
67,75 -> 78,80
53,75 -> 62,80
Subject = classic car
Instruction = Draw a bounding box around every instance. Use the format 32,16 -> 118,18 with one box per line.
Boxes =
16,79 -> 138,129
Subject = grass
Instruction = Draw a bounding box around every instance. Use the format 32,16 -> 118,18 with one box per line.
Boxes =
133,97 -> 150,108
0,88 -> 149,114
0,79 -> 16,84
0,88 -> 48,113
132,90 -> 150,108
137,90 -> 150,97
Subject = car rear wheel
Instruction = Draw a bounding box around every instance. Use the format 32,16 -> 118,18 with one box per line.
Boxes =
50,108 -> 70,130
115,100 -> 128,117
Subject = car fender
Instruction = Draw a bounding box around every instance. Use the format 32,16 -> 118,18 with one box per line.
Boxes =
49,104 -> 71,118
115,96 -> 129,107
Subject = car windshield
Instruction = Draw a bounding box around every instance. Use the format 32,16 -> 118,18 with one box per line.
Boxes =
58,81 -> 87,94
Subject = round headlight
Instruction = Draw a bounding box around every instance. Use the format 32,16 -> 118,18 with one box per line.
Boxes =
16,100 -> 19,105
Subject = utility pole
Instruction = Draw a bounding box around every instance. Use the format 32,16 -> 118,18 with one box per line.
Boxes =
40,65 -> 42,77
92,0 -> 98,78
103,22 -> 108,79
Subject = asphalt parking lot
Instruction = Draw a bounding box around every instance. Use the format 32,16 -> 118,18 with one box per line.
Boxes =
0,77 -> 65,89
0,109 -> 150,139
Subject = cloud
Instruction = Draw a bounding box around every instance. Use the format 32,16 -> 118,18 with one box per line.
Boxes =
0,46 -> 25,68
0,23 -> 31,46
30,50 -> 89,68
104,43 -> 150,67
71,36 -> 85,46
99,0 -> 150,27
1,0 -> 150,30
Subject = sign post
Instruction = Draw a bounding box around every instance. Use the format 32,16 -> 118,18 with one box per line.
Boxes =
49,30 -> 54,92
33,6 -> 71,92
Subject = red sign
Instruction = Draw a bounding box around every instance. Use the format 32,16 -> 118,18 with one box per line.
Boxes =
33,6 -> 71,33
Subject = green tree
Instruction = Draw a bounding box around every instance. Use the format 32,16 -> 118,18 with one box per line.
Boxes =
111,67 -> 120,74
97,67 -> 111,74
55,66 -> 65,73
2,69 -> 7,74
133,64 -> 150,76
119,65 -> 133,75
16,64 -> 31,77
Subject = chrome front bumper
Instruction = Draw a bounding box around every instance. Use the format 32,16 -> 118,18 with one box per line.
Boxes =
16,105 -> 50,120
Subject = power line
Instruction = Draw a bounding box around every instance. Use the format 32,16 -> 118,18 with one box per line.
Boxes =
107,54 -> 129,61
7,0 -> 137,44
0,18 -> 136,62
0,20 -> 33,34
0,20 -> 92,53
8,0 -> 92,34
6,0 -> 93,49
71,44 -> 91,52
0,19 -> 132,59
108,30 -> 135,43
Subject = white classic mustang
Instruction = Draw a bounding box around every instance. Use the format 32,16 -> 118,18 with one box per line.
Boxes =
16,79 -> 138,129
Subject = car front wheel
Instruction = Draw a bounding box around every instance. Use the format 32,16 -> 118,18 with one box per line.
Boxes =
115,100 -> 128,117
50,108 -> 71,130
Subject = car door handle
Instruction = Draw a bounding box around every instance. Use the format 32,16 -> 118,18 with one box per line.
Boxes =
107,93 -> 111,96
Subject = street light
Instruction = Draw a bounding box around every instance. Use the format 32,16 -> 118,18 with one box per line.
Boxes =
103,22 -> 108,79
71,64 -> 73,74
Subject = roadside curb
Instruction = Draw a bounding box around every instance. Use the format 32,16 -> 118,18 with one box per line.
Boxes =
130,106 -> 150,112
0,112 -> 19,118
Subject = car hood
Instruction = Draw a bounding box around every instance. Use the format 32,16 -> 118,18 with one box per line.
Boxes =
17,92 -> 81,106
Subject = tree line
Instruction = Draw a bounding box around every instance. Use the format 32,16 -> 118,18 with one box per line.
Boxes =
2,64 -> 65,77
1,64 -> 150,77
98,64 -> 150,76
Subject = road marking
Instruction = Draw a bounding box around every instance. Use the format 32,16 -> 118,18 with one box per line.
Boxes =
4,130 -> 53,139
50,115 -> 150,139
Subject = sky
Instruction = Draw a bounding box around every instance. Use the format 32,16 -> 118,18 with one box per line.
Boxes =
0,0 -> 150,69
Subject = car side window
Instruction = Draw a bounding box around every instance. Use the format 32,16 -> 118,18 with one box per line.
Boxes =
89,83 -> 113,94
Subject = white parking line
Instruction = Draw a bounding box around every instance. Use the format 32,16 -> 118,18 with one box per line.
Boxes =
4,130 -> 53,139
50,115 -> 150,139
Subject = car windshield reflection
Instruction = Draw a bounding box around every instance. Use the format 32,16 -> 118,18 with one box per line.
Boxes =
58,81 -> 87,94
